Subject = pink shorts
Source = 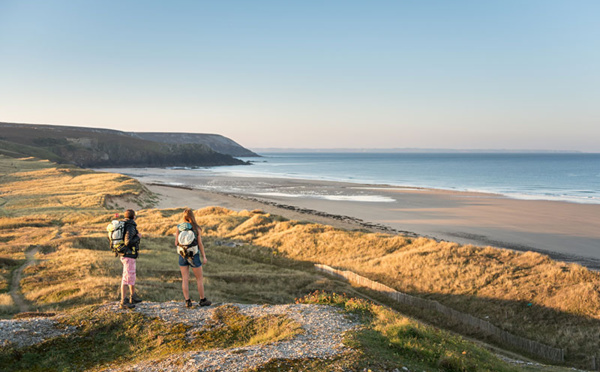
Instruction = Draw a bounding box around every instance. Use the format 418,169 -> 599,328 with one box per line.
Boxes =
120,257 -> 136,285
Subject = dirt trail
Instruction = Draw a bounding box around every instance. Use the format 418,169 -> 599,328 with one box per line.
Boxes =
10,247 -> 39,313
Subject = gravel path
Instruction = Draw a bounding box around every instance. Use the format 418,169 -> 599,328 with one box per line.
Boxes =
10,247 -> 39,313
101,301 -> 360,371
0,302 -> 359,371
0,316 -> 77,348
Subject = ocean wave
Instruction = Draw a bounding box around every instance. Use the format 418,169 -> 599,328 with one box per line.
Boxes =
255,192 -> 395,203
185,153 -> 600,205
504,192 -> 600,204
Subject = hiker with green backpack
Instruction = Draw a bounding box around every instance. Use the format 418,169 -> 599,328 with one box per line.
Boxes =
175,208 -> 211,308
107,209 -> 143,309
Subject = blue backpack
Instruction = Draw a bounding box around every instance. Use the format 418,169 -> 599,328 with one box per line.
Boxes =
177,223 -> 199,266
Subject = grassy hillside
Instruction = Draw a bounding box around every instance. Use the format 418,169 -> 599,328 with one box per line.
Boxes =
0,155 -> 591,370
0,122 -> 247,167
186,208 -> 600,365
130,132 -> 259,157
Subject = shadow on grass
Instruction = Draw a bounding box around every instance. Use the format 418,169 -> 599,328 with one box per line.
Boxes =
337,278 -> 600,369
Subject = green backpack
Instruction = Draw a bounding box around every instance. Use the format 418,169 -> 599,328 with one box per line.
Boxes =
107,220 -> 128,256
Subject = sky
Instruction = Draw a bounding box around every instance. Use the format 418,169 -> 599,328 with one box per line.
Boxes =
0,1 -> 599,151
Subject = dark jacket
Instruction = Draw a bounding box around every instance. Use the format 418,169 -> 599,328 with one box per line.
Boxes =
123,219 -> 140,259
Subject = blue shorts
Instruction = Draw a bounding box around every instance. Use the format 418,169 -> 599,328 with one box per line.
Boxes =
179,253 -> 202,267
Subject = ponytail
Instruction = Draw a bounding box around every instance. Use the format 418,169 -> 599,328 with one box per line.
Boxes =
182,208 -> 201,236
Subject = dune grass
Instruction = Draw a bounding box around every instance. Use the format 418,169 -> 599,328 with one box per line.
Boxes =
16,233 -> 344,311
1,155 -> 599,369
167,207 -> 600,366
0,293 -> 17,315
0,155 -> 151,218
0,155 -> 150,304
0,156 -> 346,315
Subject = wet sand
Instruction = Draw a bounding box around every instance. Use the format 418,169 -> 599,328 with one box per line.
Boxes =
100,167 -> 600,269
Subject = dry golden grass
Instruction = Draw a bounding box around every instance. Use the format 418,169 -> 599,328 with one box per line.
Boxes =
0,293 -> 16,314
0,155 -> 147,218
16,231 -> 343,312
138,206 -> 600,354
178,207 -> 600,361
0,157 -> 147,313
2,155 -> 599,366
0,159 -> 342,313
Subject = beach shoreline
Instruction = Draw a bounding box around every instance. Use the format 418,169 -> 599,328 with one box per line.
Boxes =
99,167 -> 600,270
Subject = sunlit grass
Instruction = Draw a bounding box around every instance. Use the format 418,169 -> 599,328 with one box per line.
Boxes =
191,304 -> 303,350
176,207 -> 600,363
264,291 -> 520,372
0,293 -> 17,315
1,155 -> 599,368
0,155 -> 147,218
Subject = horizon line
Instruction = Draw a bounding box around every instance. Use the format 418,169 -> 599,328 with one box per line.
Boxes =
250,148 -> 593,154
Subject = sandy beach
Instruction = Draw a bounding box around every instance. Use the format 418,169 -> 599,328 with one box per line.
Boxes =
100,167 -> 600,269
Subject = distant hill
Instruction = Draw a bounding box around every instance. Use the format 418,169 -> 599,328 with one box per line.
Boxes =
129,132 -> 258,157
0,122 -> 252,168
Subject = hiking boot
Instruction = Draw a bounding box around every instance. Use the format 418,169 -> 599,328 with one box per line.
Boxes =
185,299 -> 193,308
199,298 -> 212,307
130,293 -> 142,304
119,301 -> 135,309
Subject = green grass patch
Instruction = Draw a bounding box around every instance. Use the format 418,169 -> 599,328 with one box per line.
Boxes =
0,303 -> 303,372
192,304 -> 303,349
0,258 -> 24,296
0,218 -> 55,230
0,305 -> 188,371
295,291 -> 521,372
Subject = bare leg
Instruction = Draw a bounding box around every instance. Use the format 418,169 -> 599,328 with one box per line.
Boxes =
129,284 -> 135,297
120,283 -> 127,302
191,266 -> 205,299
179,265 -> 190,300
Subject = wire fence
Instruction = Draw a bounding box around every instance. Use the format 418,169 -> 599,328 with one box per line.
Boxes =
315,263 -> 565,363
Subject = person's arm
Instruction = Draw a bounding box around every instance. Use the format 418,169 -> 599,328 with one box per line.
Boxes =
124,223 -> 141,247
198,231 -> 207,264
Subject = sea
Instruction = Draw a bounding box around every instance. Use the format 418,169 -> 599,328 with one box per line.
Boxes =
201,152 -> 600,205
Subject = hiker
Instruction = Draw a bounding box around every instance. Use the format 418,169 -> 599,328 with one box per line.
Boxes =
119,209 -> 143,309
175,208 -> 211,308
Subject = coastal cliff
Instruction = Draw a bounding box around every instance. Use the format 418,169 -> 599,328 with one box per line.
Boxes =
0,122 -> 252,167
129,132 -> 258,157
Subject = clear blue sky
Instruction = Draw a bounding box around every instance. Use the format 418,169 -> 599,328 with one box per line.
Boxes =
1,1 -> 598,151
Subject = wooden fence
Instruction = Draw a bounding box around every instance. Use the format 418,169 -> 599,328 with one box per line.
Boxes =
315,264 -> 565,363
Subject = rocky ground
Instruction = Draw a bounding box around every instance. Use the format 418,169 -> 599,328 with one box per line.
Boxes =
0,315 -> 77,348
103,301 -> 360,371
0,302 -> 360,371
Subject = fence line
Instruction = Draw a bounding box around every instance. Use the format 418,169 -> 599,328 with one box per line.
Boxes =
315,264 -> 565,363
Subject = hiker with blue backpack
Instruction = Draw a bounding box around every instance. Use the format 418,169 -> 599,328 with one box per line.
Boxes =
175,208 -> 211,308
